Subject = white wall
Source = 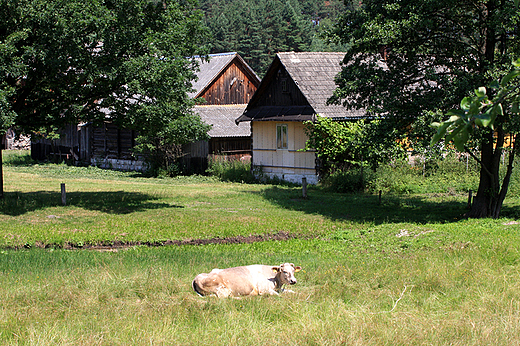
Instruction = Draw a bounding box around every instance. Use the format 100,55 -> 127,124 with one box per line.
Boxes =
252,121 -> 318,184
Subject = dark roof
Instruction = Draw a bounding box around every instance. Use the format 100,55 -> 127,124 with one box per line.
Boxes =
189,52 -> 260,99
194,105 -> 250,138
237,52 -> 366,123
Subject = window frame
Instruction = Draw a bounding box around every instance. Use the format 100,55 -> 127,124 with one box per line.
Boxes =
276,124 -> 288,150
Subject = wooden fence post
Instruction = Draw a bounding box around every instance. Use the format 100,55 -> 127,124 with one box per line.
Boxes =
302,177 -> 307,199
61,183 -> 66,206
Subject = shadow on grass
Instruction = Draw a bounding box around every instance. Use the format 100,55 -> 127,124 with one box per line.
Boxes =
256,186 -> 467,224
0,191 -> 182,216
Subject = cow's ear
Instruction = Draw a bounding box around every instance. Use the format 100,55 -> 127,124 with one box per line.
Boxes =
294,266 -> 302,272
272,266 -> 280,273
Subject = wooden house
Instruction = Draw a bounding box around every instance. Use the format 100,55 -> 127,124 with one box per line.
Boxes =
236,52 -> 365,184
182,52 -> 260,172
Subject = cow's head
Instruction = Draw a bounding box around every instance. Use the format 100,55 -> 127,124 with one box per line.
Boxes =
273,263 -> 301,285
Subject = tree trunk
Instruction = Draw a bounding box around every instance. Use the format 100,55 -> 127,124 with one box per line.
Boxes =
467,128 -> 512,219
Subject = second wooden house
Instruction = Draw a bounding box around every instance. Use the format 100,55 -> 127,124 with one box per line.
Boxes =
236,52 -> 365,184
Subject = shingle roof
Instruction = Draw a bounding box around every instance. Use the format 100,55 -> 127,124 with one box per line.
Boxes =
278,52 -> 364,119
194,105 -> 250,138
237,52 -> 366,123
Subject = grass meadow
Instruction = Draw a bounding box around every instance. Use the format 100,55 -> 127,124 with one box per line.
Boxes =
1,150 -> 520,345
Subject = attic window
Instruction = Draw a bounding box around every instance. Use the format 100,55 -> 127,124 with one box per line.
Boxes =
281,78 -> 288,93
276,124 -> 288,149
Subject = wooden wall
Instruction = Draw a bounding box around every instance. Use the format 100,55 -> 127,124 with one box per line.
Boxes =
253,67 -> 309,107
91,123 -> 136,161
252,121 -> 317,183
199,59 -> 259,105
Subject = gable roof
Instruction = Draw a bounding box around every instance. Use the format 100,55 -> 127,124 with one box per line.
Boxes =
194,105 -> 250,138
237,52 -> 365,123
189,52 -> 260,99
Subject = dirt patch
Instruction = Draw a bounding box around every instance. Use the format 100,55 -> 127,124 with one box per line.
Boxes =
20,231 -> 300,251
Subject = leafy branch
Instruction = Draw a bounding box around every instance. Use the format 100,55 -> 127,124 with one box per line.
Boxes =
431,58 -> 520,151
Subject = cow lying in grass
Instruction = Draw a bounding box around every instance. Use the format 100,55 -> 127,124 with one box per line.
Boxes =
192,263 -> 302,298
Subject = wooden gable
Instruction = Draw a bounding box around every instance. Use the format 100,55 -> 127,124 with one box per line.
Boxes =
194,54 -> 260,105
252,64 -> 309,107
237,52 -> 365,124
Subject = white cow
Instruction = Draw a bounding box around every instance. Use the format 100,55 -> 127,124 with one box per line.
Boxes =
192,263 -> 302,298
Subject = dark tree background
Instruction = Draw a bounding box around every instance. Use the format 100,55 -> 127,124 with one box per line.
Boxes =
200,0 -> 350,75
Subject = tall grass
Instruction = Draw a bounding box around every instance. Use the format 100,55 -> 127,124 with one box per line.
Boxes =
206,155 -> 256,183
321,152 -> 516,195
2,237 -> 520,345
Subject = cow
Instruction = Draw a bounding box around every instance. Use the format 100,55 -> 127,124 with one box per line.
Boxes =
192,263 -> 302,298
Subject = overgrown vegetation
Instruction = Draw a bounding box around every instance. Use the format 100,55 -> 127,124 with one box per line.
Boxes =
321,153 -> 484,195
206,156 -> 255,183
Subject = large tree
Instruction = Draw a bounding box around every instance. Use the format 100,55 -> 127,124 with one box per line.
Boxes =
0,0 -> 210,192
331,0 -> 520,218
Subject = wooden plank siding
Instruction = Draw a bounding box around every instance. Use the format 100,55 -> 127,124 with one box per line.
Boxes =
91,123 -> 136,161
254,67 -> 310,108
198,60 -> 259,105
252,121 -> 316,182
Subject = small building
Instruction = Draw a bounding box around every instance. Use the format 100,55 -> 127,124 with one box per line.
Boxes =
236,52 -> 365,184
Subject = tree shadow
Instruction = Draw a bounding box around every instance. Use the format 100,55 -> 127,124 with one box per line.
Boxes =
255,186 -> 467,224
0,191 -> 183,216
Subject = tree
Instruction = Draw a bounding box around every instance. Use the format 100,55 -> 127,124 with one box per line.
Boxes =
330,0 -> 520,218
432,58 -> 520,218
0,0 -> 210,191
200,0 -> 339,75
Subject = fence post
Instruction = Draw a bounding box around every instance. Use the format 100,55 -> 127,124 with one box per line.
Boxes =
302,177 -> 307,199
378,190 -> 382,205
61,183 -> 66,206
467,190 -> 472,209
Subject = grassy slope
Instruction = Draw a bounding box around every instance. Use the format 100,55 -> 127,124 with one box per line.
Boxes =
1,151 -> 520,345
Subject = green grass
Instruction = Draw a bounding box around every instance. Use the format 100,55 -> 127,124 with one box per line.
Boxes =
1,150 -> 520,345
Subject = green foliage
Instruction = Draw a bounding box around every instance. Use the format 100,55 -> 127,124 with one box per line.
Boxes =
320,167 -> 368,193
366,156 -> 480,195
304,117 -> 404,175
0,0 -> 209,150
432,58 -> 520,151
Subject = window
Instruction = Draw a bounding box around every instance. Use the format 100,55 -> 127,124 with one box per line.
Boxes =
276,124 -> 288,149
281,78 -> 288,93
